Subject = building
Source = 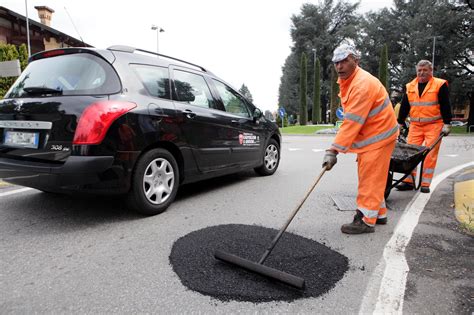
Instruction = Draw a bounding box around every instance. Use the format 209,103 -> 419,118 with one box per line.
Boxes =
0,5 -> 91,54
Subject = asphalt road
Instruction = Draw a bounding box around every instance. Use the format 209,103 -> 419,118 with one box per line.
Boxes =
0,135 -> 472,313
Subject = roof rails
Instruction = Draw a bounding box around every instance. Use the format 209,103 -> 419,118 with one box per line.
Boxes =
107,45 -> 211,74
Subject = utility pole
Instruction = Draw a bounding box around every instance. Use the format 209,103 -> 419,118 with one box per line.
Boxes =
25,0 -> 31,57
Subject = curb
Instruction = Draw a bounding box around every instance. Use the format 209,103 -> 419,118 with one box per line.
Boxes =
454,167 -> 474,232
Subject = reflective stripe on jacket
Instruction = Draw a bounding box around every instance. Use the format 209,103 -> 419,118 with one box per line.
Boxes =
331,66 -> 398,154
406,77 -> 446,123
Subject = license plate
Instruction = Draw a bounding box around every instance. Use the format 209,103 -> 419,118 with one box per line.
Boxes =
3,131 -> 39,149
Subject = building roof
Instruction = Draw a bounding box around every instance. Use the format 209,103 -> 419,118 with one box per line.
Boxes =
0,5 -> 92,47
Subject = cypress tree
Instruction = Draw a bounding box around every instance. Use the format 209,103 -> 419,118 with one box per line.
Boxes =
299,52 -> 307,125
330,66 -> 339,124
312,58 -> 321,124
378,44 -> 389,91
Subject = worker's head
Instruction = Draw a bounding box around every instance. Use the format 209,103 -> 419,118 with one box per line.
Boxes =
416,60 -> 433,83
332,44 -> 360,80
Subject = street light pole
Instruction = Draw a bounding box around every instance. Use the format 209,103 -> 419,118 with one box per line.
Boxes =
25,0 -> 31,57
151,25 -> 165,54
430,35 -> 442,71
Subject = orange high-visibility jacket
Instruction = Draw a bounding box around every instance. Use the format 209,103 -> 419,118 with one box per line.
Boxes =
331,66 -> 398,154
406,77 -> 447,123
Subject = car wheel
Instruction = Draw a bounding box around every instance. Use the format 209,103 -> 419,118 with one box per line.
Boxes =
254,139 -> 280,176
127,148 -> 179,215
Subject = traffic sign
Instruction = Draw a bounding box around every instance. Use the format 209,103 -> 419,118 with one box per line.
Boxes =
279,107 -> 286,118
336,107 -> 344,120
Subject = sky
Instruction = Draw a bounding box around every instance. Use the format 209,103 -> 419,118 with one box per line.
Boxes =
3,0 -> 392,113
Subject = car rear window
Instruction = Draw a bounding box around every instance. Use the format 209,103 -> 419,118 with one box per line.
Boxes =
5,53 -> 121,98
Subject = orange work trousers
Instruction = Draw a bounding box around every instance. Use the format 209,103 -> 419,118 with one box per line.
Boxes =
357,140 -> 396,227
402,122 -> 443,188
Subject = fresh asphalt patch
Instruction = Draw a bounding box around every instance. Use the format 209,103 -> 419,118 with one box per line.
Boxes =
169,224 -> 348,303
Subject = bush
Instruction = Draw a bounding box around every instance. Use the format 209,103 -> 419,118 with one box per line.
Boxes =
0,43 -> 28,98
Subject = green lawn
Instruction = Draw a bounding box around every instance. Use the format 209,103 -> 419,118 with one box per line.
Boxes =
280,125 -> 333,134
451,125 -> 471,134
280,125 -> 472,135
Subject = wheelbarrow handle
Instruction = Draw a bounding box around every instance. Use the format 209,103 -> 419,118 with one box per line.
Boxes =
427,133 -> 445,151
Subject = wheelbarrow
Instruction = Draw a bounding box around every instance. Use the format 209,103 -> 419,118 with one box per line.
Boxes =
384,133 -> 444,199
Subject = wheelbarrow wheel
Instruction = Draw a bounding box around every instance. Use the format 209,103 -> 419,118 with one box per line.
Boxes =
384,171 -> 393,199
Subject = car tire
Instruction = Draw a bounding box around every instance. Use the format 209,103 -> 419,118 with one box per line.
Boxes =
254,138 -> 280,176
127,148 -> 179,215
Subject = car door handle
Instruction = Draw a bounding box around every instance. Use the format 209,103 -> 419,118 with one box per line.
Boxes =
183,109 -> 196,119
231,119 -> 240,124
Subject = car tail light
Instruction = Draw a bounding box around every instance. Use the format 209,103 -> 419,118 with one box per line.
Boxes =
41,50 -> 66,58
73,101 -> 137,145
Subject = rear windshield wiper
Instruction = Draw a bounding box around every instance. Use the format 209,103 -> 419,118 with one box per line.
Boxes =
23,86 -> 63,96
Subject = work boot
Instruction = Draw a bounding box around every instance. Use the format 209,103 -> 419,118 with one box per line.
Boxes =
396,182 -> 414,191
420,186 -> 430,193
376,217 -> 387,225
341,210 -> 375,234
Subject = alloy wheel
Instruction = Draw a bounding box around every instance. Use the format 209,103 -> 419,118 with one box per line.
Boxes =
143,158 -> 175,205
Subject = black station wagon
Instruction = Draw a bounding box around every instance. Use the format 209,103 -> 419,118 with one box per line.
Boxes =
0,46 -> 281,215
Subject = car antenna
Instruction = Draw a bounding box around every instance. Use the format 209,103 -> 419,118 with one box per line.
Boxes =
64,6 -> 85,46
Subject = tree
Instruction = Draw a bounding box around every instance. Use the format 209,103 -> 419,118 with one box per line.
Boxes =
299,52 -> 308,125
264,110 -> 274,121
313,58 -> 321,123
378,44 -> 389,91
18,44 -> 29,70
280,0 -> 471,123
330,66 -> 339,124
356,8 -> 402,92
279,0 -> 360,118
372,0 -> 473,106
278,53 -> 300,117
238,84 -> 253,103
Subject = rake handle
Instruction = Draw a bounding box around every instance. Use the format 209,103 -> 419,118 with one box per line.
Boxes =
258,166 -> 327,264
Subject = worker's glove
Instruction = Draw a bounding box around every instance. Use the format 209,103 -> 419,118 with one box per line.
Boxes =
441,124 -> 451,136
322,149 -> 338,171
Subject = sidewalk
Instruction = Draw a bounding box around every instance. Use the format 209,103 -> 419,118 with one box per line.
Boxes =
403,170 -> 474,314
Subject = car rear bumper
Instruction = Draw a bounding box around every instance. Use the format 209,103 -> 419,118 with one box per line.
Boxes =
0,156 -> 114,189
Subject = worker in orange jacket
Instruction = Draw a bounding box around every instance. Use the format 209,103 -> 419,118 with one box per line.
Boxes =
396,60 -> 451,193
322,44 -> 399,234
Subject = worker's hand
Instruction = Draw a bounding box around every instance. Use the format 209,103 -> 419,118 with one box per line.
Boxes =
441,124 -> 451,136
322,149 -> 338,170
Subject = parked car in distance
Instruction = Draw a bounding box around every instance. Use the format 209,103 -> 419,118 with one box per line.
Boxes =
450,121 -> 467,127
0,46 -> 281,215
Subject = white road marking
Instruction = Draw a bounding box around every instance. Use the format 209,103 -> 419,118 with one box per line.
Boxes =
0,187 -> 33,198
445,154 -> 458,157
286,148 -> 325,152
360,161 -> 474,314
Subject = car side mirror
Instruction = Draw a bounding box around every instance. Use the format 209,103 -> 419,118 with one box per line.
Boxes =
253,108 -> 263,121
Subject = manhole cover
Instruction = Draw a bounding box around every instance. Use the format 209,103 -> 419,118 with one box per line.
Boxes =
169,224 -> 349,303
331,195 -> 358,211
